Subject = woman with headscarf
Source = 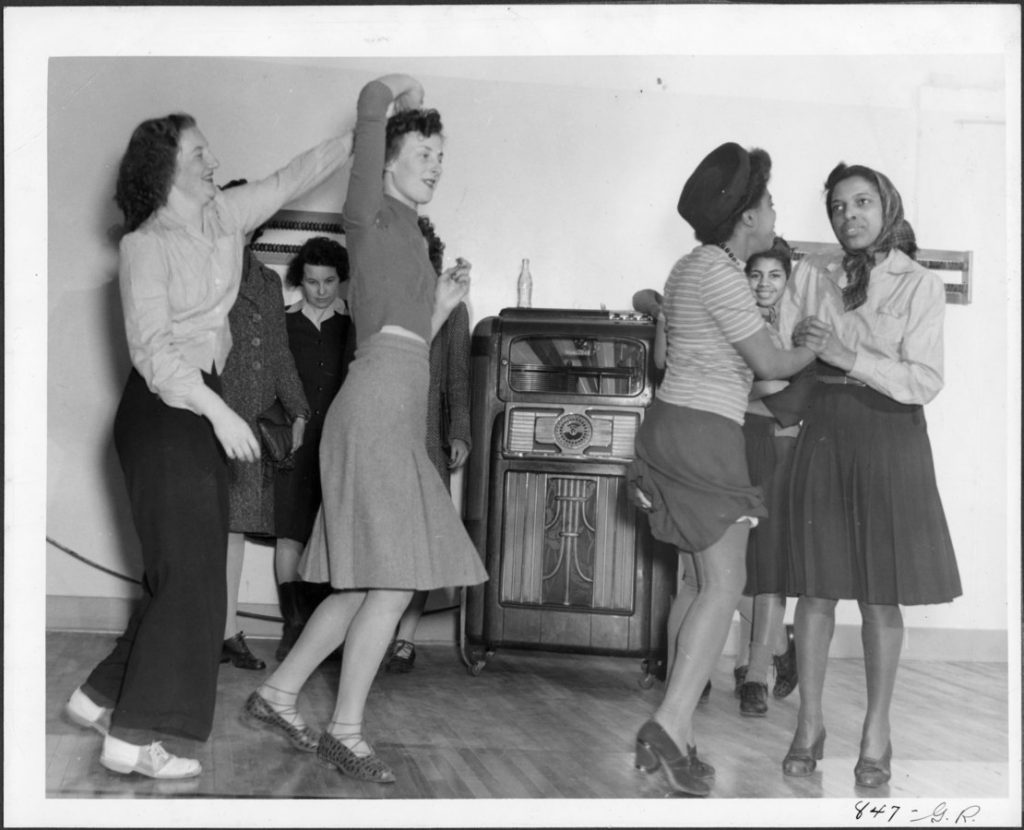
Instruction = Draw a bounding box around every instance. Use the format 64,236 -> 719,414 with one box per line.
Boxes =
779,163 -> 961,787
627,143 -> 818,796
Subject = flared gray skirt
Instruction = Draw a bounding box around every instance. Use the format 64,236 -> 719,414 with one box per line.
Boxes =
298,332 -> 488,591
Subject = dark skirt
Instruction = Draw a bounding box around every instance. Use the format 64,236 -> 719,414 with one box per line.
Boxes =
629,399 -> 767,553
787,383 -> 961,605
274,425 -> 323,544
742,414 -> 796,595
299,332 -> 488,590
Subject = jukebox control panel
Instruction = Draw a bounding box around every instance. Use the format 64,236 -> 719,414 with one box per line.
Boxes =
504,405 -> 641,460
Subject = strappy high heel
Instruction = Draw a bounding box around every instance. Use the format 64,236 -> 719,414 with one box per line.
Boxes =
242,686 -> 320,752
634,719 -> 711,796
317,721 -> 395,784
782,727 -> 826,777
855,741 -> 892,787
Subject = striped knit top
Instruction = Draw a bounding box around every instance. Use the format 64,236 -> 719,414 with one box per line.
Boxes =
657,244 -> 765,424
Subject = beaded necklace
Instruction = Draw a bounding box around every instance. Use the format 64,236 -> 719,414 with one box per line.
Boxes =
717,242 -> 742,268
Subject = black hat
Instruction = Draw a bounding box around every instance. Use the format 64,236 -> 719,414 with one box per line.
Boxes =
678,142 -> 751,239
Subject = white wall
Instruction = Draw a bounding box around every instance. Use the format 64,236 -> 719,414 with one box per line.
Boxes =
40,41 -> 1014,634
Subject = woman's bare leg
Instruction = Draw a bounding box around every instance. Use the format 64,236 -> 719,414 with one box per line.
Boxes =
329,589 -> 414,753
858,601 -> 902,759
665,551 -> 699,679
656,522 -> 749,748
790,595 -> 837,747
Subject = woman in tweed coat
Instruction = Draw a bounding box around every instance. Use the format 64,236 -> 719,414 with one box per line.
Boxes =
220,232 -> 310,669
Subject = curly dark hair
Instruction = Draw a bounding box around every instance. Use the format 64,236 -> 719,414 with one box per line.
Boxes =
115,113 -> 196,232
702,147 -> 772,245
285,236 -> 350,288
385,108 -> 444,164
417,215 -> 446,276
745,236 -> 793,280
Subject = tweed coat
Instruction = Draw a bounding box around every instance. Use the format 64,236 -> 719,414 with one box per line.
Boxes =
221,248 -> 309,535
426,301 -> 472,487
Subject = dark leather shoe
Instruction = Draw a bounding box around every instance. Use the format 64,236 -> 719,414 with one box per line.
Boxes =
733,665 -> 748,698
855,742 -> 892,787
222,632 -> 266,670
634,719 -> 711,796
782,728 -> 826,777
384,639 -> 415,673
739,681 -> 768,717
772,625 -> 798,699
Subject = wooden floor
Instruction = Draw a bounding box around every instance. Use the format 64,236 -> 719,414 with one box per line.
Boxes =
45,630 -> 1010,806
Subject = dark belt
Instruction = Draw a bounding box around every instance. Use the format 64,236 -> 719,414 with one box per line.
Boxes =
817,374 -> 866,387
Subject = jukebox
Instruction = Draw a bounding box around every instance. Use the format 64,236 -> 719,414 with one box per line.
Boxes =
463,308 -> 675,684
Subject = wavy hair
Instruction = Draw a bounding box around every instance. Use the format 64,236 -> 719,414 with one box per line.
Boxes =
285,236 -> 350,288
114,113 -> 196,232
824,162 -> 905,311
417,215 -> 446,276
385,108 -> 444,163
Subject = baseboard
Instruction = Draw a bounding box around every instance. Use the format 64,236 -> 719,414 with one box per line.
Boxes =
45,595 -> 461,646
45,595 -> 1008,662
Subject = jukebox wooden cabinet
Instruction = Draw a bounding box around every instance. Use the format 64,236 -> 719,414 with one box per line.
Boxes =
463,308 -> 675,684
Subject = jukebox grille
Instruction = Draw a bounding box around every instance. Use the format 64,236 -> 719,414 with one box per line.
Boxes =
499,471 -> 635,613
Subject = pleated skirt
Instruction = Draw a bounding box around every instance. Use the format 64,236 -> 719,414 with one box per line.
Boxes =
787,383 -> 961,605
629,399 -> 767,553
298,332 -> 488,591
742,414 -> 796,595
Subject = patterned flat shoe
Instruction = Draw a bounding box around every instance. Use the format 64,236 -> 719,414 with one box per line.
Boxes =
317,731 -> 395,784
242,690 -> 319,752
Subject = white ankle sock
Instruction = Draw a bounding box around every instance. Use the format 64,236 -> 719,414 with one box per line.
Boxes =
102,734 -> 142,763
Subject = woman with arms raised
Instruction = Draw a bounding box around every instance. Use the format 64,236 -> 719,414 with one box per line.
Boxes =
244,74 -> 487,785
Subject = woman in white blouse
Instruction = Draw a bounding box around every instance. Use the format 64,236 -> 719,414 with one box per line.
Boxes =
63,113 -> 352,780
779,163 -> 961,787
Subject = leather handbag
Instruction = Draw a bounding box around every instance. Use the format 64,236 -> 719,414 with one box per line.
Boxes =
256,399 -> 294,464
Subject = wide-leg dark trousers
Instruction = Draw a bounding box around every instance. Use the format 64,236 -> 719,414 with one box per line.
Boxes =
84,369 -> 228,741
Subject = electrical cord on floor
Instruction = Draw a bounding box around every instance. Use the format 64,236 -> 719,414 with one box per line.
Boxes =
46,536 -> 458,622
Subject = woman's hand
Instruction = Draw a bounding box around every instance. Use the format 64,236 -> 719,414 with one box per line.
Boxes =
794,315 -> 856,371
211,408 -> 261,463
436,257 -> 471,315
448,438 -> 470,470
376,74 -> 424,112
291,416 -> 307,453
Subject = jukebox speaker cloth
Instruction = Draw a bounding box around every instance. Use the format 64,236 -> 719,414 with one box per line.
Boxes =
299,331 -> 488,591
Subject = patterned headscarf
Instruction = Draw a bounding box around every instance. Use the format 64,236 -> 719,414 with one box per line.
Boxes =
824,163 -> 905,311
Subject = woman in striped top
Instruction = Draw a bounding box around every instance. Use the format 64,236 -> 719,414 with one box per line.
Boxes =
629,142 -> 817,796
